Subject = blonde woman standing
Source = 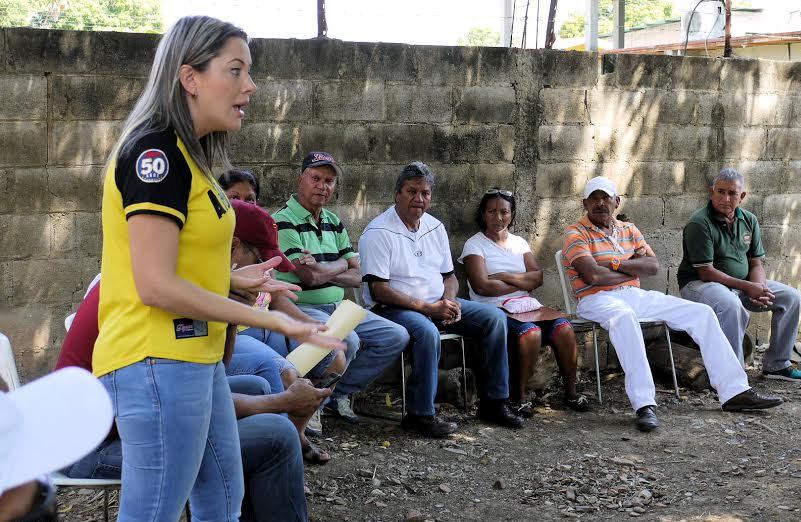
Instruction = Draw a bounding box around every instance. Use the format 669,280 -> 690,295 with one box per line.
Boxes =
94,16 -> 340,521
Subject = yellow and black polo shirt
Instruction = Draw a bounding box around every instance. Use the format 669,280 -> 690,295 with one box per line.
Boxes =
93,128 -> 234,377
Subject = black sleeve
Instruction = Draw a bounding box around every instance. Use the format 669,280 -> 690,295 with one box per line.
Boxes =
115,130 -> 192,229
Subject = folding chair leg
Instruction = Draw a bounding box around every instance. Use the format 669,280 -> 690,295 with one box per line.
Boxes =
459,338 -> 468,411
665,328 -> 680,399
593,324 -> 602,404
103,489 -> 109,522
400,352 -> 407,418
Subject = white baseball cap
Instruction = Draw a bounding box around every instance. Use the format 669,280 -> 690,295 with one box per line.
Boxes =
0,367 -> 113,496
583,176 -> 618,199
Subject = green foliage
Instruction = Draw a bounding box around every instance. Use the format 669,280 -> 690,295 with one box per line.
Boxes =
458,26 -> 501,47
559,0 -> 675,39
0,0 -> 163,33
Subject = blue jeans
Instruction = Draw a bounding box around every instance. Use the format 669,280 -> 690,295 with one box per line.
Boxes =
72,375 -> 306,522
227,334 -> 295,393
376,298 -> 509,416
301,304 -> 410,398
100,360 -> 244,522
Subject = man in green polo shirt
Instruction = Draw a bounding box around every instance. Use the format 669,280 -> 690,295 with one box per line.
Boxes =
678,167 -> 801,380
273,151 -> 409,428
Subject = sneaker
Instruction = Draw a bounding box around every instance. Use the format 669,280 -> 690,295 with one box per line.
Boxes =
509,401 -> 534,418
324,396 -> 360,424
763,366 -> 801,382
305,409 -> 323,437
722,388 -> 783,412
477,400 -> 524,429
401,414 -> 458,438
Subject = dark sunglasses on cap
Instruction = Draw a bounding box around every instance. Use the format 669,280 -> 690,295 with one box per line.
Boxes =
486,188 -> 513,197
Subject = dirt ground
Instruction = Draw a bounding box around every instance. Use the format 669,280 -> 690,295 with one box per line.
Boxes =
58,354 -> 801,522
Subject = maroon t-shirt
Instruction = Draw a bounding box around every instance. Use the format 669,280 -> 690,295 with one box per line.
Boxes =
55,283 -> 117,438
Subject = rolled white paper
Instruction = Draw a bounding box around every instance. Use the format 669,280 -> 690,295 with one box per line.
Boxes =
286,300 -> 367,376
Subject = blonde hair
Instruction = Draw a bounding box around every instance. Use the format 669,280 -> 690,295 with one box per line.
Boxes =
108,16 -> 248,180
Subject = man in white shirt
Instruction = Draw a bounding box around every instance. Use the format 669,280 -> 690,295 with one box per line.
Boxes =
358,162 -> 523,437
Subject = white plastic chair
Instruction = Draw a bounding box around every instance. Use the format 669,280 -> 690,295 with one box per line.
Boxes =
1,330 -> 121,522
555,250 -> 680,403
352,287 -> 469,416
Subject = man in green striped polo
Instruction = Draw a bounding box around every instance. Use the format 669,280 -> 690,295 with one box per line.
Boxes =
273,152 -> 409,429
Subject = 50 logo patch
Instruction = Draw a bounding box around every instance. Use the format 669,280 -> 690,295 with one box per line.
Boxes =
136,149 -> 170,183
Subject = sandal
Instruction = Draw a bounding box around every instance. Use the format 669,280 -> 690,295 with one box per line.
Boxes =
566,395 -> 590,412
509,401 -> 534,418
301,441 -> 331,466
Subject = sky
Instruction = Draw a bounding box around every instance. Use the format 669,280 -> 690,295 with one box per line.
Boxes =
161,1 -> 801,48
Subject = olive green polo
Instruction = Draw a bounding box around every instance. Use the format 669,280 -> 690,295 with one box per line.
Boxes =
677,201 -> 765,288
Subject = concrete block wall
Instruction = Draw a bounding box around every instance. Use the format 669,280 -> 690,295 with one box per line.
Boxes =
2,28 -> 800,379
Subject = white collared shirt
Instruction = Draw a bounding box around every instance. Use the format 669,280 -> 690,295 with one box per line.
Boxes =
359,207 -> 454,307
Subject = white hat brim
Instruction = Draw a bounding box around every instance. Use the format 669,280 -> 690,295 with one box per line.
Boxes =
0,367 -> 113,493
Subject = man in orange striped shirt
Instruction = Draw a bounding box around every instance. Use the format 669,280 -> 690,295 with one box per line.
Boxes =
563,177 -> 782,432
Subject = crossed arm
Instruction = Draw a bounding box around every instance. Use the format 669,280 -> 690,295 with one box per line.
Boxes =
464,252 -> 543,297
293,253 -> 361,288
572,245 -> 659,287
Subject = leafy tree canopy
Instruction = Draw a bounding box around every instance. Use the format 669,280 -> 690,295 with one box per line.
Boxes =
560,0 -> 675,39
458,26 -> 501,47
0,0 -> 163,33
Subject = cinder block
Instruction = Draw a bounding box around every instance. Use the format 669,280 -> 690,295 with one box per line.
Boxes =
0,75 -> 47,120
49,121 -> 120,166
244,80 -> 314,122
470,163 -> 516,192
0,214 -> 51,259
723,127 -> 766,160
335,163 -> 406,206
10,258 -> 86,305
6,168 -> 48,213
365,123 -> 439,162
720,59 -> 777,94
259,165 -> 296,210
726,161 -> 784,194
49,213 -> 76,255
646,230 -> 684,268
767,128 -> 801,160
50,75 -> 144,121
760,225 -> 801,257
587,88 -> 643,126
646,89 -> 703,126
0,304 -> 63,381
784,161 -> 801,191
626,161 -> 686,196
1,261 -> 11,301
671,57 -> 723,91
4,28 -> 157,76
774,95 -> 801,127
432,125 -> 514,163
385,84 -> 452,123
616,196 -> 665,235
663,195 -> 708,229
541,50 -> 598,88
75,212 -> 101,257
538,125 -> 594,161
0,122 -> 47,167
535,162 -> 589,197
683,161 -> 721,194
46,167 -> 103,212
541,88 -> 588,125
229,122 -> 302,163
453,86 -> 516,124
600,53 -> 675,89
667,126 -> 713,160
412,45 -> 516,86
740,194 -> 764,223
764,194 -> 801,225
640,266 -> 668,294
316,81 -> 385,122
300,124 -> 371,163
593,125 -> 669,162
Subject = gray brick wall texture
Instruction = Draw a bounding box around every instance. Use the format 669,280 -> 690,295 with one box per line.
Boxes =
2,28 -> 801,380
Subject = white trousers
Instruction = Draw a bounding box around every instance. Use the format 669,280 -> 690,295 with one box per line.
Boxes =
576,287 -> 750,411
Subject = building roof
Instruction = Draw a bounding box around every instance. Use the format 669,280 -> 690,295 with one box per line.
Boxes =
604,30 -> 801,55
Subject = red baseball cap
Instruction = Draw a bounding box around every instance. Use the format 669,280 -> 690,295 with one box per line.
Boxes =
231,199 -> 296,272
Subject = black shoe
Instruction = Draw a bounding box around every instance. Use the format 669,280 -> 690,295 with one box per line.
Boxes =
477,400 -> 524,429
636,405 -> 659,432
401,414 -> 458,438
509,401 -> 534,418
722,388 -> 784,412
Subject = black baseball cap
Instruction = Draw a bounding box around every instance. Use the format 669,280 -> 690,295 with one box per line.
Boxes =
301,151 -> 343,177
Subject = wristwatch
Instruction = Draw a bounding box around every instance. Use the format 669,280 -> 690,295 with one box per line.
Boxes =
610,258 -> 621,271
